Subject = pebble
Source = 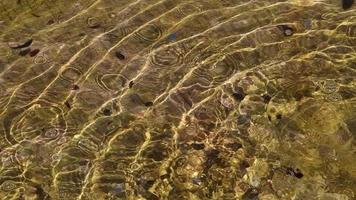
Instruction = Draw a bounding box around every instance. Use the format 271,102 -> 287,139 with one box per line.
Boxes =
103,109 -> 112,116
18,48 -> 31,56
64,101 -> 71,109
277,25 -> 294,36
342,0 -> 354,10
128,81 -> 134,88
29,49 -> 40,57
115,51 -> 125,60
144,101 -> 153,107
225,142 -> 242,151
112,183 -> 124,193
286,167 -> 304,179
232,87 -> 246,101
241,188 -> 259,200
167,33 -> 177,41
9,39 -> 33,49
261,93 -> 272,103
71,84 -> 80,90
192,176 -> 202,185
191,143 -> 205,150
237,114 -> 250,125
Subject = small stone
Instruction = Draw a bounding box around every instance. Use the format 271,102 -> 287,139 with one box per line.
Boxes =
115,51 -> 125,60
237,114 -> 250,125
47,19 -> 55,25
64,101 -> 71,109
240,160 -> 250,169
103,109 -> 112,116
9,38 -> 33,49
19,48 -> 31,56
225,142 -> 242,151
241,188 -> 259,200
277,25 -> 294,36
144,101 -> 153,107
128,81 -> 134,88
232,87 -> 246,101
112,183 -> 124,194
192,176 -> 202,185
261,94 -> 272,103
31,13 -> 41,17
29,49 -> 40,57
141,179 -> 155,190
286,167 -> 304,179
71,84 -> 79,90
342,0 -> 354,10
284,28 -> 293,36
167,33 -> 177,41
191,143 -> 205,150
204,149 -> 221,170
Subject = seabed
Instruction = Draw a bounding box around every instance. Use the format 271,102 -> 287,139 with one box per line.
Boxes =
0,0 -> 355,199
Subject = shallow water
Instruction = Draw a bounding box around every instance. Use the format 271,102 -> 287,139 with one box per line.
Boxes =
0,0 -> 356,199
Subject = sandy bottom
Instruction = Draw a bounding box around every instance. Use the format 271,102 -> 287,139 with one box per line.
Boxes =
0,0 -> 355,199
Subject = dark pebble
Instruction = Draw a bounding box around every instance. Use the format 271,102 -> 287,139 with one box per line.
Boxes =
34,185 -> 48,200
277,25 -> 294,36
167,33 -> 177,41
149,148 -> 165,161
342,0 -> 354,9
47,19 -> 55,25
88,24 -> 100,29
71,84 -> 80,90
192,176 -> 202,185
242,188 -> 259,200
141,179 -> 155,190
144,101 -> 153,107
191,143 -> 205,150
204,149 -> 221,170
19,48 -> 31,56
115,51 -> 125,60
225,142 -> 242,151
128,81 -> 134,88
103,109 -> 112,116
64,101 -> 71,109
10,38 -> 33,49
232,87 -> 246,101
160,174 -> 170,180
112,183 -> 124,194
29,49 -> 40,57
286,167 -> 304,179
31,13 -> 40,17
240,160 -> 250,169
237,114 -> 250,125
261,94 -> 272,103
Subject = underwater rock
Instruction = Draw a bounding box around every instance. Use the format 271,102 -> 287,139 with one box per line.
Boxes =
8,38 -> 33,49
115,51 -> 125,60
342,0 -> 354,9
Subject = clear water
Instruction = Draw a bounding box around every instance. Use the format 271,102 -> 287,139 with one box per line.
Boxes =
0,0 -> 355,199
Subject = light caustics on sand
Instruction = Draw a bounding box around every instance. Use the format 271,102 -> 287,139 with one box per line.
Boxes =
0,0 -> 355,199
